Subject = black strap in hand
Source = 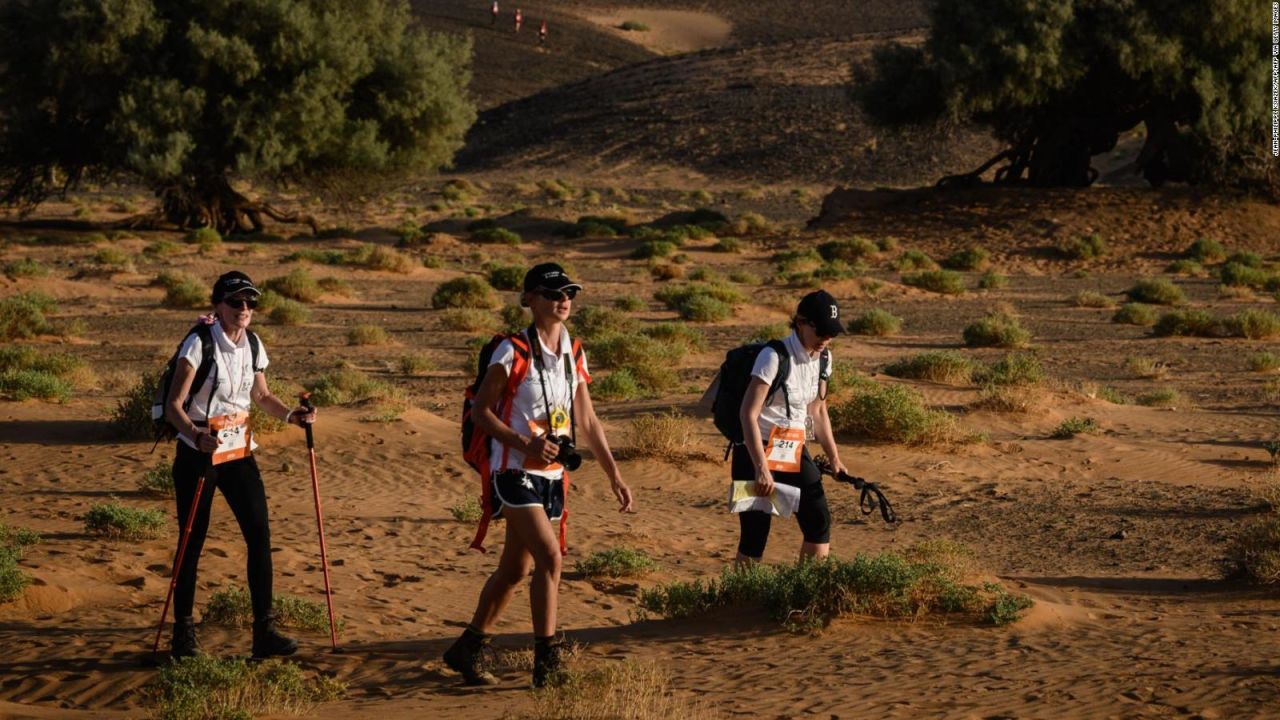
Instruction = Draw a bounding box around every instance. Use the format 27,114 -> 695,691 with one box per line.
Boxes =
813,456 -> 898,524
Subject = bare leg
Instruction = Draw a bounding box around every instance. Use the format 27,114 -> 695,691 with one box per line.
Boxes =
799,542 -> 829,561
469,521 -> 533,633
734,552 -> 760,570
501,506 -> 562,637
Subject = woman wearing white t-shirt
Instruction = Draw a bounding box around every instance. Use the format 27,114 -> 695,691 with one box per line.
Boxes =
735,290 -> 850,565
444,263 -> 634,688
162,271 -> 316,660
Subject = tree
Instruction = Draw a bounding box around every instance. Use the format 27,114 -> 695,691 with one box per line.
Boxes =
854,0 -> 1273,193
0,0 -> 476,233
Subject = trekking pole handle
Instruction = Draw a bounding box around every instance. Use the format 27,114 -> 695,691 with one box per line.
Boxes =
299,392 -> 315,450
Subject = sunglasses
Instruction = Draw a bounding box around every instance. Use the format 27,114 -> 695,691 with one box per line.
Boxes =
223,297 -> 258,310
536,287 -> 578,302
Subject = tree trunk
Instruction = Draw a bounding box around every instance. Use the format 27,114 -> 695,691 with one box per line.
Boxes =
157,177 -> 317,235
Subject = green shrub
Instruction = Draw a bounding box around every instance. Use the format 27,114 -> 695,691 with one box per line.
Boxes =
1185,238 -> 1228,263
613,295 -> 646,312
712,238 -> 743,253
1153,309 -> 1223,337
304,368 -> 397,406
942,247 -> 990,271
1112,302 -> 1158,326
1126,278 -> 1186,306
84,502 -> 166,540
1166,259 -> 1205,276
895,249 -> 938,271
592,334 -> 676,369
0,369 -> 72,402
818,237 -> 878,263
487,264 -> 526,291
269,298 -> 310,325
572,306 -> 636,342
771,248 -> 823,274
0,346 -> 87,402
1218,262 -> 1276,289
148,655 -> 345,720
499,304 -> 526,333
266,268 -> 322,303
641,322 -> 706,352
574,548 -> 656,578
632,240 -> 678,260
1224,309 -> 1280,340
0,292 -> 58,340
848,308 -> 902,336
678,294 -> 731,322
1227,251 -> 1264,268
139,460 -> 175,496
882,352 -> 977,385
471,227 -> 521,245
0,545 -> 29,603
746,323 -> 789,343
654,283 -> 742,321
440,308 -> 500,333
963,313 -> 1031,348
730,212 -> 771,236
4,258 -> 49,279
729,270 -> 760,284
636,549 -> 1032,630
1248,352 -> 1280,373
205,585 -> 344,634
432,276 -> 497,309
111,372 -> 158,439
398,353 -> 435,375
449,497 -> 482,523
184,227 -> 221,245
829,381 -> 956,445
650,263 -> 683,281
1052,417 -> 1099,439
1070,290 -> 1115,308
1057,234 -> 1106,260
977,353 -> 1045,387
977,271 -> 1007,289
619,20 -> 650,31
347,324 -> 390,346
592,369 -> 643,400
1136,388 -> 1183,407
902,270 -> 965,295
1226,516 -> 1280,584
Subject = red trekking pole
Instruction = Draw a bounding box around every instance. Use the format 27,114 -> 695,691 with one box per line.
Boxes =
300,392 -> 339,652
152,459 -> 211,655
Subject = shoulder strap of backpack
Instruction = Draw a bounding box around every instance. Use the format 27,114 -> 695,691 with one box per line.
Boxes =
818,348 -> 830,400
184,324 -> 217,410
764,339 -> 792,418
247,330 -> 263,373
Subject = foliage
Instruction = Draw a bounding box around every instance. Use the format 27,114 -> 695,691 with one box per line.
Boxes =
0,521 -> 40,603
1226,517 -> 1280,585
432,276 -> 497,309
1051,417 -> 1099,439
84,501 -> 166,540
623,412 -> 694,459
829,381 -> 957,445
147,655 -> 345,720
1057,235 -> 1107,260
941,246 -> 990,271
847,308 -> 902,336
347,324 -> 391,346
204,585 -> 344,635
883,352 -> 977,385
902,270 -> 965,295
471,227 -> 521,245
977,271 -> 1007,289
449,496 -> 482,523
0,292 -> 57,340
439,308 -> 500,333
574,548 -> 657,579
112,371 -> 159,439
486,263 -> 526,291
3,257 -> 49,279
304,368 -> 397,406
895,249 -> 937,271
1070,290 -> 1115,308
1126,278 -> 1186,306
1185,238 -> 1228,263
613,295 -> 646,312
1112,303 -> 1158,326
962,312 -> 1031,348
265,269 -> 321,303
269,298 -> 309,326
138,460 -> 175,496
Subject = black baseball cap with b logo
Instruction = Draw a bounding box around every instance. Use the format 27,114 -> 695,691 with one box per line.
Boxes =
796,290 -> 844,337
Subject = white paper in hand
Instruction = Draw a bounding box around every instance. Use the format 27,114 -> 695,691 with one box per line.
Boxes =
727,481 -> 801,518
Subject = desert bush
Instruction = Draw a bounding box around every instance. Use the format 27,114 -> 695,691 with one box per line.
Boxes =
1070,290 -> 1116,308
84,502 -> 166,540
1136,388 -> 1183,408
973,383 -> 1043,413
4,258 -> 49,279
1224,309 -> 1280,339
592,369 -> 643,401
679,294 -> 731,322
111,371 -> 159,439
449,497 -> 482,523
883,352 -> 977,385
440,308 -> 500,333
1112,302 -> 1158,326
977,353 -> 1045,387
649,263 -> 683,281
895,249 -> 937,271
818,237 -> 878,264
574,548 -> 656,578
317,277 -> 352,296
942,246 -> 990,271
269,298 -> 309,325
486,263 -> 525,291
0,521 -> 40,603
138,461 -> 175,496
654,283 -> 743,321
266,268 -> 322,303
184,227 -> 221,246
0,369 -> 71,402
1153,309 -> 1222,337
304,368 -> 397,406
1218,262 -> 1276,289
527,661 -> 716,720
471,227 -> 521,245
1226,516 -> 1280,585
620,20 -> 651,31
729,212 -> 771,236
1057,234 -> 1106,260
147,655 -> 345,720
829,382 -> 956,445
977,271 -> 1007,289
902,270 -> 965,295
624,412 -> 693,459
712,237 -> 743,253
347,324 -> 390,346
1052,417 -> 1100,438
398,353 -> 435,375
1166,259 -> 1206,276
636,549 -> 1032,630
1123,355 -> 1167,379
746,323 -> 789,343
573,306 -> 637,341
771,248 -> 823,274
0,346 -> 91,402
1248,352 -> 1280,373
1227,251 -> 1264,268
205,585 -> 344,634
728,270 -> 760,285
432,276 -> 497,309
848,309 -> 902,336
1126,278 -> 1186,306
364,245 -> 414,273
963,312 -> 1030,348
613,295 -> 645,312
642,322 -> 705,352
0,292 -> 57,341
1185,238 -> 1228,263
499,304 -> 526,333
591,334 -> 676,369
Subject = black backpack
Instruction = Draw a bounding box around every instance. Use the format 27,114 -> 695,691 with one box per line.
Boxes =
710,339 -> 829,456
151,323 -> 261,443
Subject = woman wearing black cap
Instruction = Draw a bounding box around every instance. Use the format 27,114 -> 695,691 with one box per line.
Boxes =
444,262 -> 634,688
162,271 -> 316,659
734,289 -> 850,565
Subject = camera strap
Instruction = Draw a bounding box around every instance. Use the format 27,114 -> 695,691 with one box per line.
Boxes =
527,326 -> 576,444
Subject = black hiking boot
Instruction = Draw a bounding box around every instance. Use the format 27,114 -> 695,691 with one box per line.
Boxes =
170,616 -> 203,660
443,627 -> 499,686
251,613 -> 298,659
532,636 -> 567,689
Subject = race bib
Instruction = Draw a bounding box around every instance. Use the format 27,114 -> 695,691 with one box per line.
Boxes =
524,418 -> 567,471
209,412 -> 252,466
764,426 -> 805,472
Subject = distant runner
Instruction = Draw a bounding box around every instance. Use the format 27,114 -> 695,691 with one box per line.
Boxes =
514,7 -> 522,32
491,0 -> 499,25
538,19 -> 547,45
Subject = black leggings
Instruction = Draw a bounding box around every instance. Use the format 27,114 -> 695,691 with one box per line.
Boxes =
732,444 -> 831,559
172,441 -> 274,621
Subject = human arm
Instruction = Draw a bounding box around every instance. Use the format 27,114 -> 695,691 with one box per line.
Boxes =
573,381 -> 633,512
472,362 -> 559,464
739,377 -> 773,496
165,358 -> 219,452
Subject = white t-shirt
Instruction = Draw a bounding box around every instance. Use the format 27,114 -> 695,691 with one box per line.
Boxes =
176,323 -> 268,450
749,331 -> 830,440
488,326 -> 591,479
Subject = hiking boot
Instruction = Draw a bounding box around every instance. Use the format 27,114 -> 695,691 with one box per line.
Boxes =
443,627 -> 498,686
251,613 -> 298,659
532,636 -> 567,689
170,616 -> 203,660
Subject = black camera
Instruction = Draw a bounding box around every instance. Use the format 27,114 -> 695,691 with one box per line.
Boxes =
549,435 -> 582,471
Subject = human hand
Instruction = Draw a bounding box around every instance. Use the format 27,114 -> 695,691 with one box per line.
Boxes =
526,435 -> 560,464
195,430 -> 220,453
754,467 -> 775,497
289,405 -> 316,427
611,478 -> 634,512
